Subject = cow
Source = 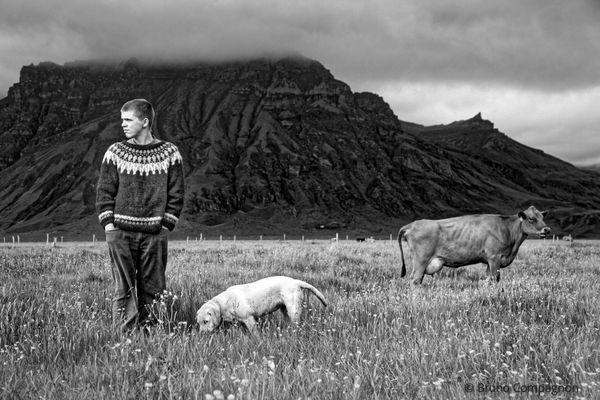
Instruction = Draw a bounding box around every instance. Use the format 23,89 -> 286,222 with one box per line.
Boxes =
398,206 -> 550,284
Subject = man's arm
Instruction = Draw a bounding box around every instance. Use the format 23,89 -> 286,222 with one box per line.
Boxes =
96,147 -> 119,230
162,146 -> 184,231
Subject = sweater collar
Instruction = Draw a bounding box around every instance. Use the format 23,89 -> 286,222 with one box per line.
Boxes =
122,140 -> 164,150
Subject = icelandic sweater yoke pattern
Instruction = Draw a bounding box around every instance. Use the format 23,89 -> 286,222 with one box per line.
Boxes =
102,142 -> 183,175
96,140 -> 185,233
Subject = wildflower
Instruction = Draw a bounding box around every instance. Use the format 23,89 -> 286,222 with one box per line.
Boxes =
213,390 -> 224,400
145,356 -> 154,373
144,382 -> 153,389
203,365 -> 210,372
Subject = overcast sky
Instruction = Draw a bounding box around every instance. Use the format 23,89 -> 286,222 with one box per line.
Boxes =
1,0 -> 599,165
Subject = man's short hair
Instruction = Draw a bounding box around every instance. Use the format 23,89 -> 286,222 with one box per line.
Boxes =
121,99 -> 155,127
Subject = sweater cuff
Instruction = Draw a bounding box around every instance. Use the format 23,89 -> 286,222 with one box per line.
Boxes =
162,213 -> 179,231
99,210 -> 114,227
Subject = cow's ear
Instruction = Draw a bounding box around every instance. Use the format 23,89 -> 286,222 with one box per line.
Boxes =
541,210 -> 548,218
518,212 -> 526,220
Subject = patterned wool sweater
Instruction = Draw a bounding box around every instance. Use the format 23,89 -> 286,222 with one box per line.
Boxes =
96,140 -> 184,233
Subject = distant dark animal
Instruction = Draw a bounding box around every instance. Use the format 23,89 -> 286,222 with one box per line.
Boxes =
356,237 -> 366,242
196,276 -> 327,334
398,206 -> 550,284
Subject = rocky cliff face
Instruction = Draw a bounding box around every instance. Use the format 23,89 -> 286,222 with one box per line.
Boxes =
404,113 -> 600,237
1,57 -> 599,238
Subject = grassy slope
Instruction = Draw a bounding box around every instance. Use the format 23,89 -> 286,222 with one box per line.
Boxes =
0,240 -> 598,399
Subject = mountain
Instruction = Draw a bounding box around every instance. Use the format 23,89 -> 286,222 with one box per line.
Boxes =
580,164 -> 600,173
402,113 -> 600,238
1,57 -> 599,239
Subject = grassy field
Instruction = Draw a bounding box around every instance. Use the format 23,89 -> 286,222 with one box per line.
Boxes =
0,239 -> 598,399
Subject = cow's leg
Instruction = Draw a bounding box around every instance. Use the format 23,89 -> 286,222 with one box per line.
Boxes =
410,263 -> 426,285
410,254 -> 432,285
410,258 -> 426,284
487,260 -> 501,282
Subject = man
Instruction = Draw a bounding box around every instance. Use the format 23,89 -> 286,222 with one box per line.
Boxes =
96,98 -> 184,333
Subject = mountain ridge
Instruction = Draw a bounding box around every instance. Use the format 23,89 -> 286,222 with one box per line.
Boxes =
1,57 -> 599,239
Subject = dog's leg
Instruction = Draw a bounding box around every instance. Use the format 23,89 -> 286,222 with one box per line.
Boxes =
242,317 -> 258,335
285,297 -> 303,324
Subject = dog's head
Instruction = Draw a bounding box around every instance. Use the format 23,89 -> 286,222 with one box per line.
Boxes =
196,300 -> 221,332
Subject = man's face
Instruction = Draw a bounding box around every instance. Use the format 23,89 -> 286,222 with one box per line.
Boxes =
120,110 -> 147,140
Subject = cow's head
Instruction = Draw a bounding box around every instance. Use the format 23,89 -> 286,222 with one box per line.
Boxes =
518,206 -> 551,237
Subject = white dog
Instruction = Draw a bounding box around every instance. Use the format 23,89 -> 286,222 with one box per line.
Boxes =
196,276 -> 328,334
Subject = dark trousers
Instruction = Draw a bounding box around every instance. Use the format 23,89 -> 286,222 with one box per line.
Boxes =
106,229 -> 168,332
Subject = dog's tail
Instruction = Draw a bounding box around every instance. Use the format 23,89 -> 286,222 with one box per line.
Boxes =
398,225 -> 409,278
297,280 -> 328,307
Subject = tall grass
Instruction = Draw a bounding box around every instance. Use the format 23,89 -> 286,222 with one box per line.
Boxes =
0,240 -> 598,399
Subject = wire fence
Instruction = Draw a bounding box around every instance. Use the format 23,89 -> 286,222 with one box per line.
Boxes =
0,231 -> 402,246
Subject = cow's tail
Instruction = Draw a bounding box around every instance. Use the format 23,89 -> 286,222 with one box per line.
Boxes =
398,226 -> 408,278
297,280 -> 328,307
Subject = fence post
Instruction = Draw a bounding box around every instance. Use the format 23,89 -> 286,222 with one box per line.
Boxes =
47,233 -> 49,245
302,235 -> 304,241
260,235 -> 263,241
234,235 -> 236,242
17,235 -> 20,245
220,235 -> 222,242
283,233 -> 286,241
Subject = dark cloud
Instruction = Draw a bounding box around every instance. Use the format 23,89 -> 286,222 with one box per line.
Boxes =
2,0 -> 599,89
0,0 -> 598,164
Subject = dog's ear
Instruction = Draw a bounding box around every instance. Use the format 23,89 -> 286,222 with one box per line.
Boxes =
210,303 -> 223,326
